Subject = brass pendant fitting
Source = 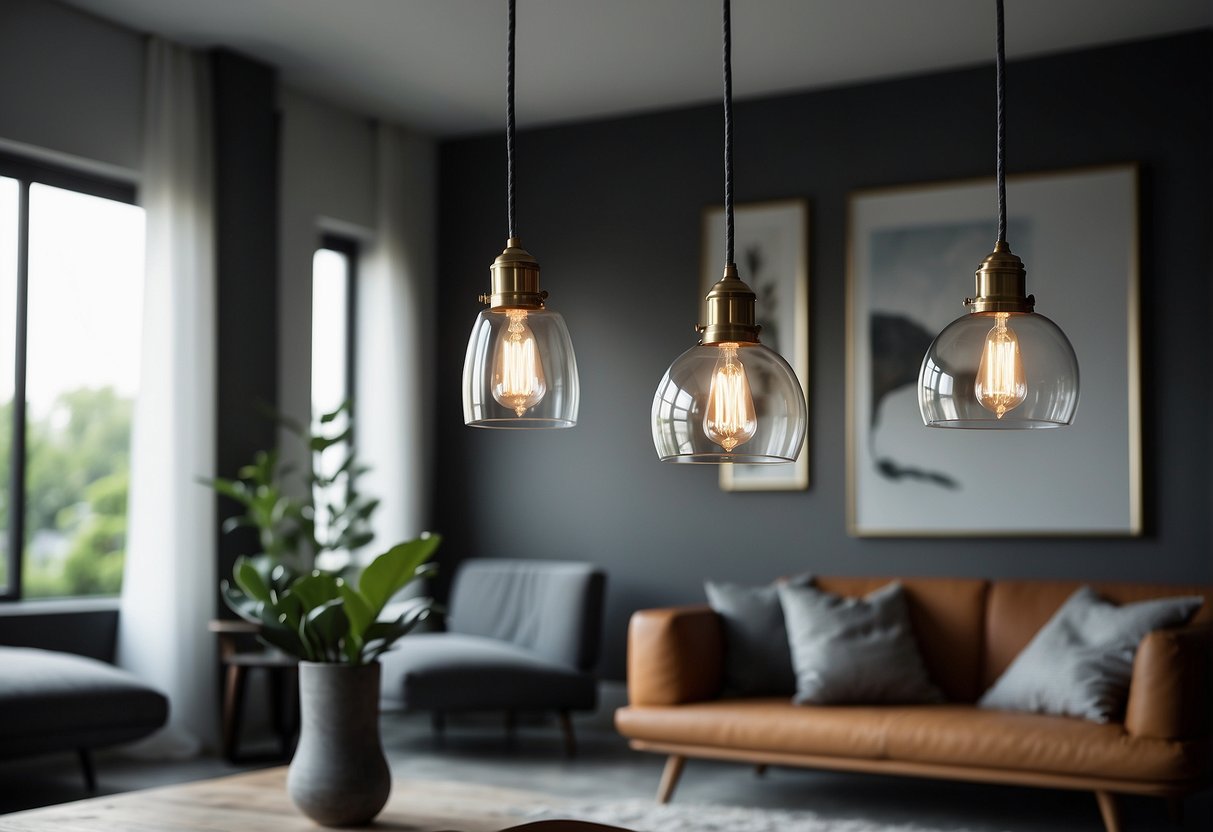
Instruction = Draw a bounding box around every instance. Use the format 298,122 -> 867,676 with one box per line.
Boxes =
965,240 -> 1035,314
698,262 -> 762,345
480,237 -> 548,310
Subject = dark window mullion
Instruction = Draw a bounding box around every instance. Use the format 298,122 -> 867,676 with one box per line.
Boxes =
4,180 -> 30,600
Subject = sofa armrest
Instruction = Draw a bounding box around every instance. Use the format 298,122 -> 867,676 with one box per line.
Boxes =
626,605 -> 724,706
1125,623 -> 1212,740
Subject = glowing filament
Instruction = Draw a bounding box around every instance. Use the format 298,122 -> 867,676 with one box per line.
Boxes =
703,343 -> 757,452
975,312 -> 1027,419
492,310 -> 546,416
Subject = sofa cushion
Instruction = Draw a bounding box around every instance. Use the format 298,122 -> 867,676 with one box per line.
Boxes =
814,577 -> 987,702
0,647 -> 168,757
779,582 -> 943,705
983,580 -> 1213,690
704,573 -> 811,696
883,705 -> 1207,783
980,586 -> 1202,722
615,698 -> 891,760
380,633 -> 597,712
615,701 -> 1206,783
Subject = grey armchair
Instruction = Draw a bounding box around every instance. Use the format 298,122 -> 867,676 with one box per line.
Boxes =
379,559 -> 605,754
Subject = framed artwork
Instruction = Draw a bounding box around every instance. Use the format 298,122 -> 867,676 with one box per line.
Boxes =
702,199 -> 810,492
847,165 -> 1141,536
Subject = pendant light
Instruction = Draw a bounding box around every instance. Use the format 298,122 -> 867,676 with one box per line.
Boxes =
917,0 -> 1079,429
651,0 -> 807,463
462,0 -> 579,428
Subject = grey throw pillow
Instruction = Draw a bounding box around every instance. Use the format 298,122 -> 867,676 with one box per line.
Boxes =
980,586 -> 1203,722
705,573 -> 812,696
778,581 -> 943,705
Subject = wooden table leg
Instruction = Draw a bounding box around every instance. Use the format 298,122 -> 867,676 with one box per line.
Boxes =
222,664 -> 247,761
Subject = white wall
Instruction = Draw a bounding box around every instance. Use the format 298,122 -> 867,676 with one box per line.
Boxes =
277,88 -> 438,555
356,125 -> 437,551
276,85 -> 376,504
0,0 -> 143,179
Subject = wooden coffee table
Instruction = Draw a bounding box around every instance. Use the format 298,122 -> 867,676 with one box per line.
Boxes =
0,767 -> 552,831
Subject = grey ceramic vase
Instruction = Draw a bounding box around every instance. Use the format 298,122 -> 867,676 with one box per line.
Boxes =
287,661 -> 391,827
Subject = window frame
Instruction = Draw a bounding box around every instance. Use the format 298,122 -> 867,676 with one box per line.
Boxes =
0,151 -> 137,602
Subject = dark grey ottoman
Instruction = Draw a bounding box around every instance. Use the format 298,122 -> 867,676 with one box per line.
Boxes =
0,646 -> 169,789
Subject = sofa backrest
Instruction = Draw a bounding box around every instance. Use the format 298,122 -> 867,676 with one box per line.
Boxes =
448,559 -> 607,671
813,577 -> 988,702
982,580 -> 1213,691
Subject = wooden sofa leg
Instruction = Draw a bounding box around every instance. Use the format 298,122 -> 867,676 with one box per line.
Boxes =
656,755 -> 686,804
1095,791 -> 1122,832
78,748 -> 96,792
557,710 -> 576,757
1165,796 -> 1184,824
754,764 -> 768,777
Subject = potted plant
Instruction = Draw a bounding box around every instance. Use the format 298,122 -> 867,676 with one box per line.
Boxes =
223,535 -> 440,827
210,403 -> 439,826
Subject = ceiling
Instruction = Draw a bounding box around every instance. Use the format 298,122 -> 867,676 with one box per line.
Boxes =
61,0 -> 1212,137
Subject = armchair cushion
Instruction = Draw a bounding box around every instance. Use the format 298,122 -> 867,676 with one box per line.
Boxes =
380,633 -> 596,712
448,560 -> 605,671
0,647 -> 168,757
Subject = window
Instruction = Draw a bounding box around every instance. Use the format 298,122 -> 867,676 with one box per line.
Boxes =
311,236 -> 355,424
1,155 -> 144,600
311,235 -> 356,568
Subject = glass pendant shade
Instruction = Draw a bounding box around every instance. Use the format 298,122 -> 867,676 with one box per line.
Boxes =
463,307 -> 579,428
919,310 -> 1079,429
652,341 -> 807,463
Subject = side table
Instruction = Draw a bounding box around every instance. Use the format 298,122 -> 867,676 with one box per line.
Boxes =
208,619 -> 299,761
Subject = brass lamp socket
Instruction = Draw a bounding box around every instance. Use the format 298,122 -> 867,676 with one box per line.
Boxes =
697,262 -> 762,345
965,240 -> 1035,314
479,237 -> 548,310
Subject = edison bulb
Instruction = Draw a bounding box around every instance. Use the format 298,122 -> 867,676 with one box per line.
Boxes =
975,312 -> 1027,419
492,309 -> 547,416
702,343 -> 757,451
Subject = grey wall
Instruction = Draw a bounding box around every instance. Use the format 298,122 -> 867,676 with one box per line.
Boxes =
434,32 -> 1213,679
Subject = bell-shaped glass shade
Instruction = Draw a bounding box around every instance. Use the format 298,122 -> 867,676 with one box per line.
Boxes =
918,310 -> 1079,428
652,342 -> 807,463
463,307 -> 579,428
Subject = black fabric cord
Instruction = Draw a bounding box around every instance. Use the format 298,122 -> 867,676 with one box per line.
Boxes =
722,0 -> 734,267
506,0 -> 517,239
995,0 -> 1006,243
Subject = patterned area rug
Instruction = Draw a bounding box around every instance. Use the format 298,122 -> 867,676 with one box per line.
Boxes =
525,800 -> 987,832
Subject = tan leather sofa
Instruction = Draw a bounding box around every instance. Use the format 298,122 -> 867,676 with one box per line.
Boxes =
615,578 -> 1212,832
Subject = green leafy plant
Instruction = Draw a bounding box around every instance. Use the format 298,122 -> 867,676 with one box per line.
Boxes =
204,401 -> 377,570
222,534 -> 441,664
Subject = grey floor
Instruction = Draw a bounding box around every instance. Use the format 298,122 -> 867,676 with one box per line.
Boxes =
1,704 -> 1210,832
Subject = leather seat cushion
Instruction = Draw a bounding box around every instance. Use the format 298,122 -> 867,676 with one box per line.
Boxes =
0,647 -> 168,757
884,705 -> 1207,782
616,699 -> 892,760
616,701 -> 1206,782
383,633 -> 597,711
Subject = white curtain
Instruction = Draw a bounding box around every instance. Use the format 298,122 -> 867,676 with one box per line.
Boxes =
117,37 -> 217,756
356,124 -> 436,553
